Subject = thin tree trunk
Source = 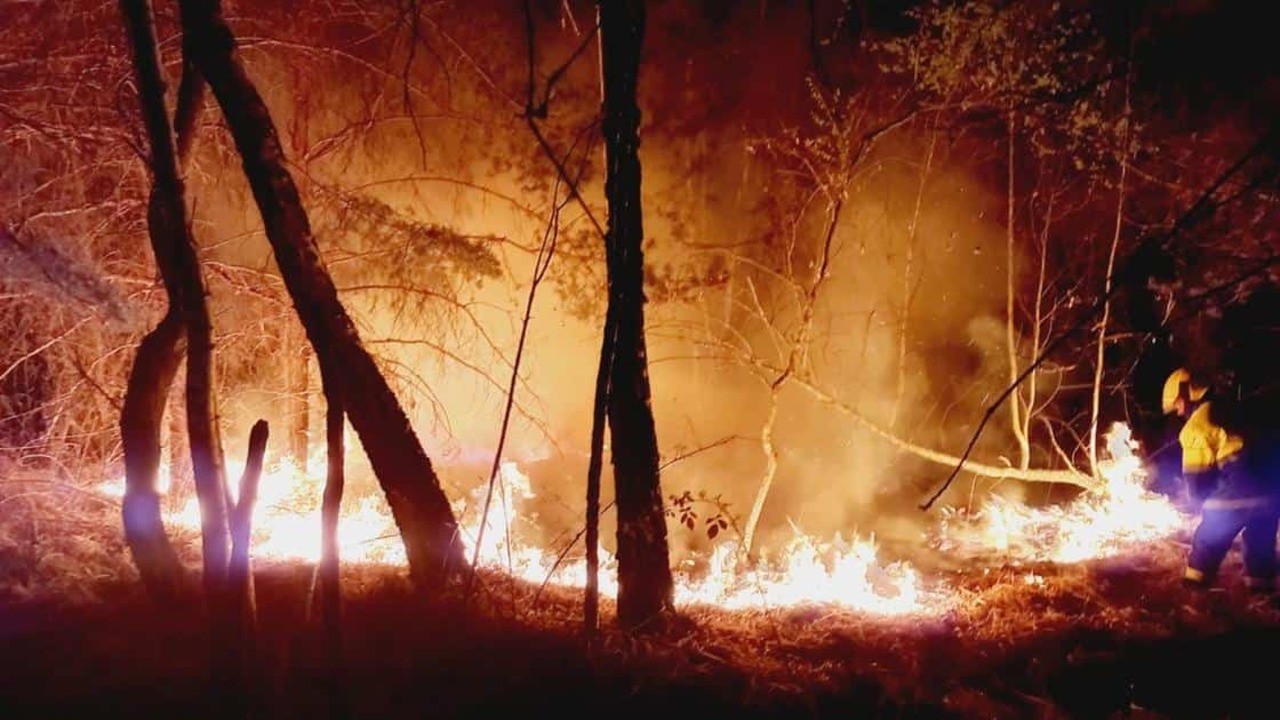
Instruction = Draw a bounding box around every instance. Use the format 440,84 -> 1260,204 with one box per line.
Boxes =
319,369 -> 348,720
740,380 -> 781,559
1004,111 -> 1030,470
790,374 -> 1099,489
119,1 -> 238,710
1090,72 -> 1132,477
319,388 -> 343,645
184,227 -> 230,615
740,196 -> 841,560
1028,197 -> 1050,434
119,1 -> 206,604
229,420 -> 267,626
226,418 -> 268,713
584,308 -> 615,637
597,0 -> 674,631
179,0 -> 465,592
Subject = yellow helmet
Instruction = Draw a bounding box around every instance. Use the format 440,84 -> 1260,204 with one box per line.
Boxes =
1162,368 -> 1207,414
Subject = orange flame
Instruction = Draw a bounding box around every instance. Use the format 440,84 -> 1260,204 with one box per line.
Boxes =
933,423 -> 1187,563
98,422 -> 1186,616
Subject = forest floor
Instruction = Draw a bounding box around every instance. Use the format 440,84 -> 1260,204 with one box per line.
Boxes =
2,475 -> 1280,720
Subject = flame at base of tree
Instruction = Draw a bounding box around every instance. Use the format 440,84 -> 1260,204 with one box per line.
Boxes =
97,423 -> 1188,616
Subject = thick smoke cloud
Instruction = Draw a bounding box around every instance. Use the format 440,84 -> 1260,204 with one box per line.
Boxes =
187,1 -> 1076,563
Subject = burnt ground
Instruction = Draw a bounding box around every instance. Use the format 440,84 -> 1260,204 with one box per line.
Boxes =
2,527 -> 1280,720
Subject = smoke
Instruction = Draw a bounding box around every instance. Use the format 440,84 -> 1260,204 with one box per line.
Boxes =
141,0 -> 1046,565
630,132 -> 1022,559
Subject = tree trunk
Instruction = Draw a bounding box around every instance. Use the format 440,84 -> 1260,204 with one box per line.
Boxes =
319,366 -> 350,720
178,0 -> 465,592
597,0 -> 674,631
1004,111 -> 1031,470
583,308 -> 616,636
319,382 -> 343,643
1089,71 -> 1132,478
287,322 -> 311,467
118,1 -> 207,604
119,0 -> 241,711
121,313 -> 186,601
229,420 -> 268,629
741,380 -> 782,560
184,220 -> 230,619
227,419 -> 268,713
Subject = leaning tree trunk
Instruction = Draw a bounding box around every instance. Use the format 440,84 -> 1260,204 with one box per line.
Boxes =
178,0 -> 465,591
120,1 -> 244,710
598,0 -> 675,631
119,7 -> 207,603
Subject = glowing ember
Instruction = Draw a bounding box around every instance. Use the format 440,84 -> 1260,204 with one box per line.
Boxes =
97,422 -> 1186,616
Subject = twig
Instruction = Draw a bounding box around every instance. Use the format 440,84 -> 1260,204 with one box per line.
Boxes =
463,121 -> 585,607
658,435 -> 752,472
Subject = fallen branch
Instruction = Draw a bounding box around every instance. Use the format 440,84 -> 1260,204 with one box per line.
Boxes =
791,376 -> 1098,489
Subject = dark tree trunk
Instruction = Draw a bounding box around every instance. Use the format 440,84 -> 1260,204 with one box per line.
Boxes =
226,419 -> 268,713
320,376 -> 343,636
184,225 -> 231,613
120,0 -> 241,709
583,310 -> 616,636
121,313 -> 186,601
319,364 -> 350,719
178,0 -> 465,591
118,4 -> 207,605
597,0 -> 674,631
228,420 -> 268,633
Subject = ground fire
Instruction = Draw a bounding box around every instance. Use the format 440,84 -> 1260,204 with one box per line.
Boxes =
93,422 -> 1188,616
4,0 -> 1279,717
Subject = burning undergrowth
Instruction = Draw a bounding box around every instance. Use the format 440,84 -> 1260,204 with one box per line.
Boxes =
78,422 -> 1192,618
3,432 -> 1279,720
4,519 -> 1278,719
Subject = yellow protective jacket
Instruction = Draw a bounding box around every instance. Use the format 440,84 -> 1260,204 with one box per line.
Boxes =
1179,401 -> 1266,509
1180,402 -> 1244,473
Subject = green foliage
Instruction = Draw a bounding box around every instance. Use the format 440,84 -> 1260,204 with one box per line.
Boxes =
875,0 -> 1125,173
317,185 -> 503,287
546,226 -> 606,321
666,489 -> 736,541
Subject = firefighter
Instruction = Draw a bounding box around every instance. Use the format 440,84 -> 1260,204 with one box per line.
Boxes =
1163,367 -> 1279,593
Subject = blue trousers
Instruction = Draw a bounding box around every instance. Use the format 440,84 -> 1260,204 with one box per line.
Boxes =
1185,500 -> 1280,590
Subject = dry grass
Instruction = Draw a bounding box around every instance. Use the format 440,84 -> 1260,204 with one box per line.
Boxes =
3,486 -> 1279,720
